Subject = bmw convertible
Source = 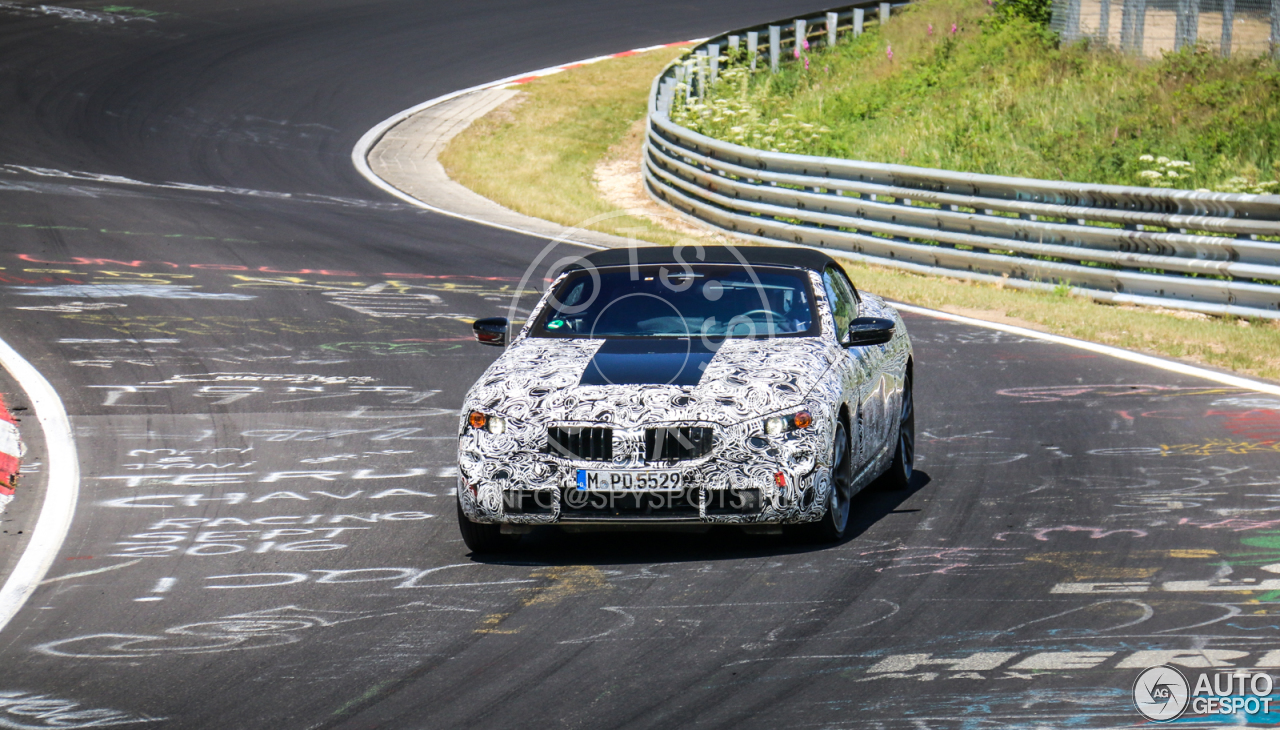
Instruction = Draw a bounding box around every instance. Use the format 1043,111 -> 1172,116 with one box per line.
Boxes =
456,246 -> 913,552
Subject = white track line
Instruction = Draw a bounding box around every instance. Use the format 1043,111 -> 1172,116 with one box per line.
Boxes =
352,44 -> 1280,399
892,302 -> 1280,396
0,337 -> 79,634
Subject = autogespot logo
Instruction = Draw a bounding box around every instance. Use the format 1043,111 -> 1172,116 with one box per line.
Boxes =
1133,665 -> 1190,722
1133,666 -> 1276,722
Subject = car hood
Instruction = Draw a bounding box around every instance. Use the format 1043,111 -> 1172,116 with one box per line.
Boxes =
465,336 -> 838,428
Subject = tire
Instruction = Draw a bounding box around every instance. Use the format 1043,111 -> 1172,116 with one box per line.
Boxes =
789,419 -> 853,544
456,499 -> 516,553
874,369 -> 914,492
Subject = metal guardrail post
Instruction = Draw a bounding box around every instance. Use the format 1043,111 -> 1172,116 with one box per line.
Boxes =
1121,0 -> 1147,53
1120,0 -> 1136,50
701,49 -> 711,97
1221,0 -> 1233,56
853,7 -> 865,36
879,2 -> 890,24
747,30 -> 759,69
1189,0 -> 1200,46
795,18 -> 806,56
1134,0 -> 1148,52
728,34 -> 739,55
1175,0 -> 1199,50
708,43 -> 720,83
1064,0 -> 1082,42
827,11 -> 839,45
769,25 -> 781,72
1272,0 -> 1280,58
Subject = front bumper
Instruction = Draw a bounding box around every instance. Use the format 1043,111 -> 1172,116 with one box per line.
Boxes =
457,419 -> 833,526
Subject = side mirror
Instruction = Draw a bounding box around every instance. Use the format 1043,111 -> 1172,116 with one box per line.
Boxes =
845,317 -> 895,347
473,317 -> 508,347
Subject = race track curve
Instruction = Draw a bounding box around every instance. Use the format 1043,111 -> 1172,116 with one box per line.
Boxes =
1,1 -> 1279,727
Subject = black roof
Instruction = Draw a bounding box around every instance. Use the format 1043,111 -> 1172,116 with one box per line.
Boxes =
577,245 -> 839,273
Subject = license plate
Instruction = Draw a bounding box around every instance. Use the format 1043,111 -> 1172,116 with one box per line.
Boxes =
576,469 -> 683,492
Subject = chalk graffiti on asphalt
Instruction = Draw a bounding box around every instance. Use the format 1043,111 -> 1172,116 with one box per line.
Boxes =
200,564 -> 537,591
55,314 -> 408,339
9,283 -> 255,300
107,512 -> 435,558
34,605 -> 422,659
14,301 -> 127,313
997,384 -> 1244,404
97,467 -> 436,487
101,489 -> 439,509
85,372 -> 443,408
0,690 -> 163,729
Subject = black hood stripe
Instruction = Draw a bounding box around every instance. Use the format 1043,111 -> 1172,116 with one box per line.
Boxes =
578,339 -> 716,387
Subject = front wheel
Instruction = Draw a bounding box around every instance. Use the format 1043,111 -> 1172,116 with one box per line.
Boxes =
456,500 -> 516,554
874,369 -> 914,491
789,419 -> 853,544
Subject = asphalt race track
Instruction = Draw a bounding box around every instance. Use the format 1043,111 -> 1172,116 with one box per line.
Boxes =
1,1 -> 1280,728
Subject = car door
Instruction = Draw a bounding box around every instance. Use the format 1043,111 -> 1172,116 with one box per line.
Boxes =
822,266 -> 883,474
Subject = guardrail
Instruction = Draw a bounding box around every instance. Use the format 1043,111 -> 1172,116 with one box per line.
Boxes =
642,3 -> 1280,319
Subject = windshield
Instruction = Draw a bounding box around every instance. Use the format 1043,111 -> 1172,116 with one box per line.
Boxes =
533,264 -> 817,338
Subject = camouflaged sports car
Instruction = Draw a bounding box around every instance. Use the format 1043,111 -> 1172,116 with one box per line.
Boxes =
455,246 -> 913,552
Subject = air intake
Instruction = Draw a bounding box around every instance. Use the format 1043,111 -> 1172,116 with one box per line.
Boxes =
546,426 -> 613,461
645,426 -> 714,461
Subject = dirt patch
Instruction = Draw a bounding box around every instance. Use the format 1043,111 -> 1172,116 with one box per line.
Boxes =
593,118 -> 733,244
1115,304 -> 1212,321
482,91 -> 529,127
939,305 -> 1050,332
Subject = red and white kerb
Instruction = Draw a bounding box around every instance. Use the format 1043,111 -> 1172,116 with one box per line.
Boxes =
0,394 -> 21,500
504,41 -> 696,86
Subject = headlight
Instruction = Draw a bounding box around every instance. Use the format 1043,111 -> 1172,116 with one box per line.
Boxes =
468,411 -> 507,434
764,410 -> 813,436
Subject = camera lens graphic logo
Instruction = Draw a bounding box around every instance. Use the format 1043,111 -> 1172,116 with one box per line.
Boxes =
1133,665 -> 1190,722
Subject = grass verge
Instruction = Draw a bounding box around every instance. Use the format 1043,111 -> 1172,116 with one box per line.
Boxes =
439,47 -> 690,246
439,45 -> 1280,381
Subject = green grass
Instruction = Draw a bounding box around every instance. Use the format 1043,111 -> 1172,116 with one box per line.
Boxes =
675,0 -> 1280,191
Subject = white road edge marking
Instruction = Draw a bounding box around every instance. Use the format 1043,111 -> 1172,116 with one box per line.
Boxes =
38,560 -> 141,586
351,47 -> 1280,400
350,42 -> 702,251
0,336 -> 80,633
891,301 -> 1280,397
